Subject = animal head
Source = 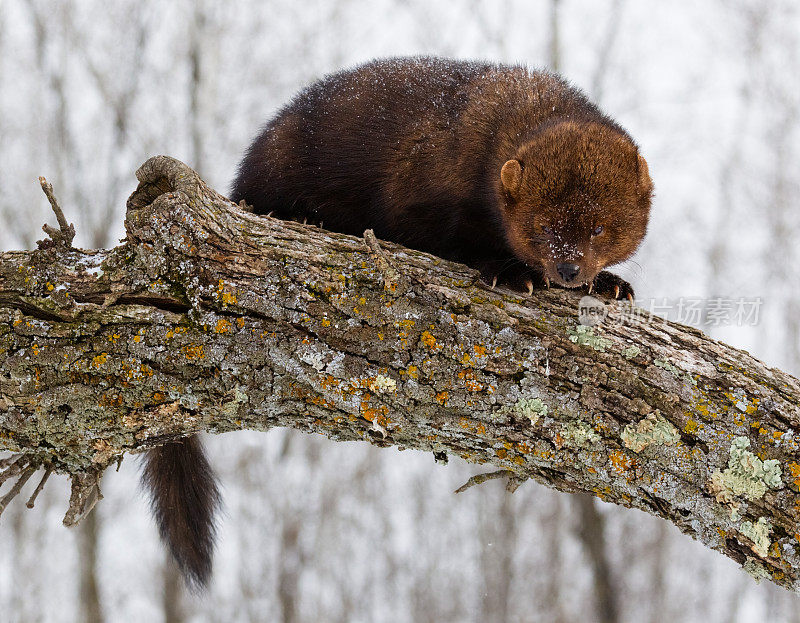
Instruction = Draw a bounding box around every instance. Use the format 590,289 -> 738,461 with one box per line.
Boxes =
498,120 -> 653,288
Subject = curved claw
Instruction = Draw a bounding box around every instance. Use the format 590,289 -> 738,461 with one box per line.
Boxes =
587,281 -> 593,294
491,276 -> 498,289
525,280 -> 534,296
613,285 -> 620,299
626,293 -> 634,302
544,277 -> 550,289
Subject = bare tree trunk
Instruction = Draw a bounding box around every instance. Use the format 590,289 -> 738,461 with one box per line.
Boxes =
590,0 -> 626,103
548,0 -> 561,72
162,556 -> 184,623
3,157 -> 800,594
77,510 -> 104,623
573,495 -> 619,623
541,495 -> 567,623
188,2 -> 207,181
277,520 -> 301,623
478,481 -> 516,623
647,521 -> 670,623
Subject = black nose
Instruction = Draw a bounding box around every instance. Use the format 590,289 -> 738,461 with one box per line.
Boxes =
557,263 -> 581,282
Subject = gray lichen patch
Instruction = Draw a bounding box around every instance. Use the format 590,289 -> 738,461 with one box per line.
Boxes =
709,436 -> 783,503
567,325 -> 612,352
621,413 -> 680,453
740,517 -> 772,558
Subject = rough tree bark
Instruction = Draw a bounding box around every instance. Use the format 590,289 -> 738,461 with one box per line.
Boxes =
2,156 -> 800,591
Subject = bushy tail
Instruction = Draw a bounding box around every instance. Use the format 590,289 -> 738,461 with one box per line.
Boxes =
142,436 -> 221,590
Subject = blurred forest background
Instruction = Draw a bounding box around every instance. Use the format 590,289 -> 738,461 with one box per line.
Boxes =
2,0 -> 800,621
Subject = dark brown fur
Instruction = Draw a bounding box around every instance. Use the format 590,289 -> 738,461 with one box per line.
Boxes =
142,437 -> 220,590
149,57 -> 653,590
231,56 -> 653,295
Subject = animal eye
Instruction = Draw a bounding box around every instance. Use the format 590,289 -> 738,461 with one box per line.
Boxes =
592,225 -> 604,236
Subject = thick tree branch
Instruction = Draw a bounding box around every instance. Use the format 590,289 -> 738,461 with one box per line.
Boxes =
2,156 -> 800,590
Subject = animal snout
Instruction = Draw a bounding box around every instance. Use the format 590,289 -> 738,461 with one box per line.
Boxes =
557,262 -> 581,283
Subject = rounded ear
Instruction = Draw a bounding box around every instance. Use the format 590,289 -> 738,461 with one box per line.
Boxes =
500,159 -> 523,197
637,153 -> 653,196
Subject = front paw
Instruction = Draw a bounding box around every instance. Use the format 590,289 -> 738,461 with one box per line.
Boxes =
478,263 -> 546,295
591,271 -> 634,300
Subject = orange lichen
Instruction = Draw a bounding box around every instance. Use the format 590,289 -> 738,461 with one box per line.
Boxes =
684,419 -> 702,435
457,369 -> 484,392
183,344 -> 205,360
91,353 -> 108,369
321,375 -> 341,390
99,392 -> 123,407
358,393 -> 389,422
215,318 -> 231,334
609,450 -> 633,475
695,403 -> 711,419
789,462 -> 800,490
217,279 -> 238,305
166,327 -> 186,339
473,344 -> 487,357
421,331 -> 439,350
435,391 -> 449,405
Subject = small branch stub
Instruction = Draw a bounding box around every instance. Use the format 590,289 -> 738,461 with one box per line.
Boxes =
37,176 -> 76,249
454,469 -> 522,494
62,471 -> 103,527
0,454 -> 48,518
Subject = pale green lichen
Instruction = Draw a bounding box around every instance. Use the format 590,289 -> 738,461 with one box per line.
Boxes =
743,558 -> 771,583
561,421 -> 600,447
654,359 -> 680,374
709,437 -> 783,502
368,375 -> 397,394
740,517 -> 772,558
622,345 -> 641,359
515,397 -> 548,425
621,413 -> 680,452
220,386 -> 249,416
568,325 -> 612,352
